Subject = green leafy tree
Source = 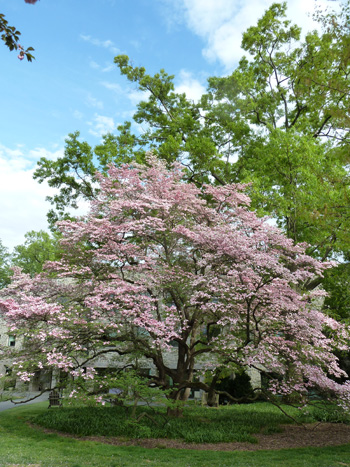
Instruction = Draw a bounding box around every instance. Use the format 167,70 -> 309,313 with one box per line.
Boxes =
34,130 -> 145,227
33,2 -> 350,265
114,55 -> 219,179
12,230 -> 62,276
323,257 -> 350,322
0,240 -> 11,288
204,2 -> 350,260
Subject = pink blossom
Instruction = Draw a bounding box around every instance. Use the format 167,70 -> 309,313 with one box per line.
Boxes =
0,157 -> 348,406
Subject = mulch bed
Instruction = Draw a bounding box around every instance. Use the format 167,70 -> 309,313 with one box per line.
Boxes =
30,422 -> 350,451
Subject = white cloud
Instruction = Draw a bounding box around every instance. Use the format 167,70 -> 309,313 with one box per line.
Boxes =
80,34 -> 120,55
127,89 -> 150,107
0,145 -> 64,251
181,0 -> 238,35
101,81 -> 123,94
101,81 -> 150,106
88,114 -> 116,137
89,60 -> 115,73
175,70 -> 206,102
73,110 -> 84,120
85,93 -> 104,110
165,0 -> 337,70
121,110 -> 136,120
28,147 -> 63,162
102,63 -> 115,73
130,39 -> 141,50
89,60 -> 100,70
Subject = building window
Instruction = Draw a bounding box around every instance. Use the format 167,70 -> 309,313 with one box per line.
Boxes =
8,335 -> 16,347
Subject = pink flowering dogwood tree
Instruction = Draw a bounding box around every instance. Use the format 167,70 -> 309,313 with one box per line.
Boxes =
1,156 -> 350,409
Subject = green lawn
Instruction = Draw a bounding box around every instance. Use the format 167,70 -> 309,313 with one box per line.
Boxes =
32,401 -> 341,443
33,399 -> 350,443
0,402 -> 350,467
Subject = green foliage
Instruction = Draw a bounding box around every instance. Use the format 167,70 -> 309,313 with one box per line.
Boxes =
34,130 -> 146,227
0,239 -> 11,288
204,1 -> 350,259
321,258 -> 350,365
0,12 -> 35,61
11,230 -> 62,276
311,404 -> 350,424
65,369 -> 175,418
32,2 -> 350,267
33,132 -> 97,227
33,402 -> 325,443
114,55 -> 218,176
216,373 -> 254,404
323,260 -> 350,322
0,231 -> 60,286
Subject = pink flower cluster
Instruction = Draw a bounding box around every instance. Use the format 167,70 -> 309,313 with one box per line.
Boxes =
17,44 -> 25,61
0,155 -> 349,406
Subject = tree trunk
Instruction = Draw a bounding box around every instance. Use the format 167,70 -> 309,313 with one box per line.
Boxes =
206,389 -> 218,407
166,386 -> 190,417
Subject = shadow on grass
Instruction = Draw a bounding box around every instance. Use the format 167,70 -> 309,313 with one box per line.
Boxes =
0,402 -> 350,467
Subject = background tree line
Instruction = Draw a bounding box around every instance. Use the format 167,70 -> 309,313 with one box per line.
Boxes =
0,232 -> 61,287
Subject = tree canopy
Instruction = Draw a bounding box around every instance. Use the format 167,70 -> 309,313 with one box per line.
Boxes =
1,158 -> 349,407
0,231 -> 61,288
11,230 -> 62,277
33,2 -> 350,265
204,1 -> 350,258
0,240 -> 11,288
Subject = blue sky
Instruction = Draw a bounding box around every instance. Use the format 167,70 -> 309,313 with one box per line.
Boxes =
0,0 -> 338,250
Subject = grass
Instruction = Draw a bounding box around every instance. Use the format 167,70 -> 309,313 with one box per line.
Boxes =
32,401 -> 349,443
0,402 -> 349,466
